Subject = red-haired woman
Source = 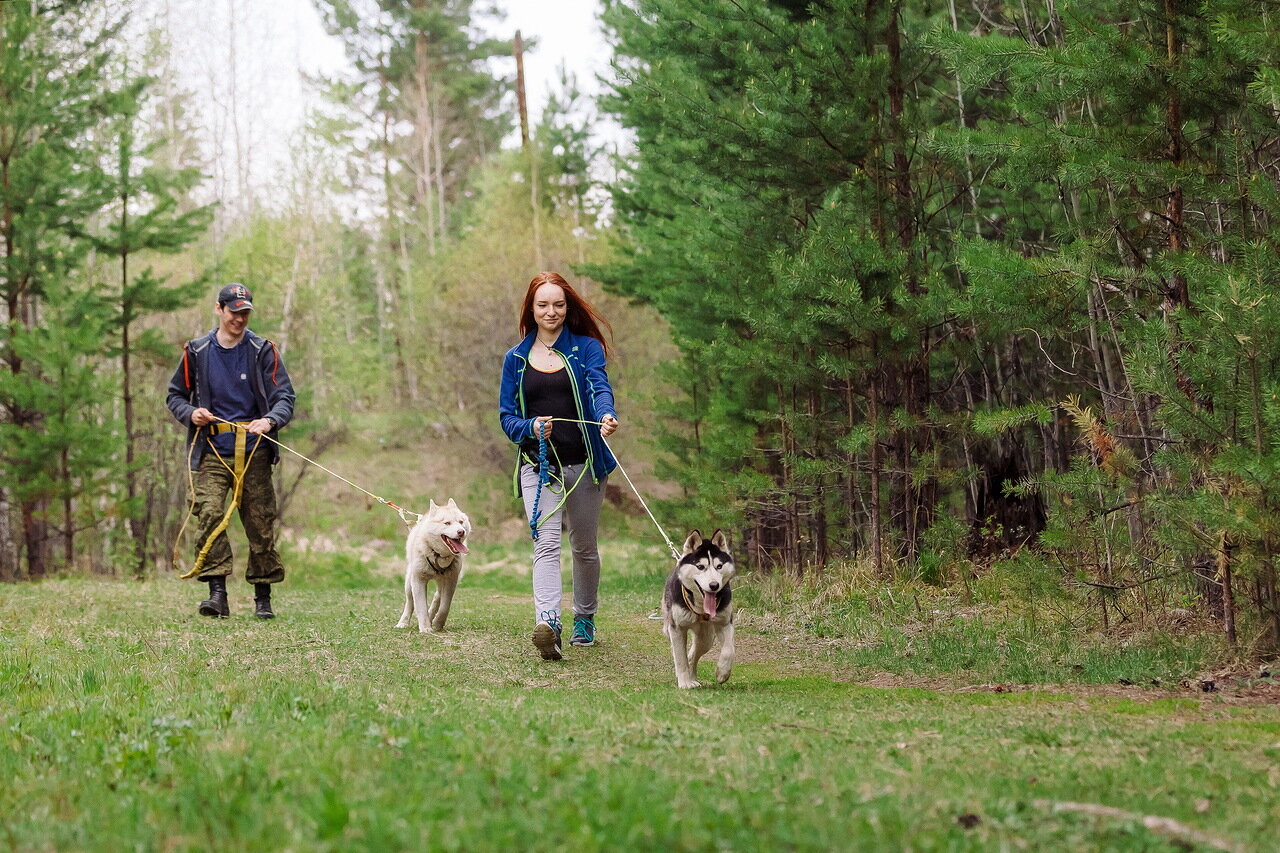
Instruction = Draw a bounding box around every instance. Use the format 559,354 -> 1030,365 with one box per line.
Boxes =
499,272 -> 620,660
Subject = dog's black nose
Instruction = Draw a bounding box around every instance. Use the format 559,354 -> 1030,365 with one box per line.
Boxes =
708,581 -> 720,591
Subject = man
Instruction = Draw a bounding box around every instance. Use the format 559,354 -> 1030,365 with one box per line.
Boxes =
166,283 -> 295,619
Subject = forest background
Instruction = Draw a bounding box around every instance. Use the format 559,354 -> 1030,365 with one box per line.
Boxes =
3,0 -> 1280,664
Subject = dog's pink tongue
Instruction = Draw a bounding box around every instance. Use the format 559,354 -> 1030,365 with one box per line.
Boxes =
445,536 -> 469,555
703,591 -> 718,619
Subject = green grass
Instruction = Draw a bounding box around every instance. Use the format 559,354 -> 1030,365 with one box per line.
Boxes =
3,543 -> 1277,852
739,568 -> 1224,688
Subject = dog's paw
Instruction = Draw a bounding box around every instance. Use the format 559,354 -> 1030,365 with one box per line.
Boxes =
395,619 -> 409,629
677,678 -> 701,689
716,668 -> 732,684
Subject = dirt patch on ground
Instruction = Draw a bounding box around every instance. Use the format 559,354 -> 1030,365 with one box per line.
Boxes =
853,669 -> 1280,706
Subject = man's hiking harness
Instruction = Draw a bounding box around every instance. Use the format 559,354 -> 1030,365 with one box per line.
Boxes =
176,423 -> 263,579
207,421 -> 253,434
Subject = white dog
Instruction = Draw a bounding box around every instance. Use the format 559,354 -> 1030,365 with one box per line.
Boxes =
395,498 -> 471,633
662,529 -> 737,688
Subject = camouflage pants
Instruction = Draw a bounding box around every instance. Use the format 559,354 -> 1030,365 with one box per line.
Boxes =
192,450 -> 284,584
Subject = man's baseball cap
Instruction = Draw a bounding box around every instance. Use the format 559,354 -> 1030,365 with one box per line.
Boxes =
218,282 -> 254,312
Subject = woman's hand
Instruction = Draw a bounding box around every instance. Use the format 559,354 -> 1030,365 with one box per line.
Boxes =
534,416 -> 553,438
600,414 -> 619,438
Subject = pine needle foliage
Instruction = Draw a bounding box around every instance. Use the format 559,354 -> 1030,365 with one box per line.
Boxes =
593,0 -> 1280,649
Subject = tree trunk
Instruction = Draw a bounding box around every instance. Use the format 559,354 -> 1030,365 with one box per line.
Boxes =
21,498 -> 47,579
1217,531 -> 1238,652
1164,0 -> 1188,313
885,2 -> 933,563
1256,559 -> 1280,654
948,0 -> 980,236
413,21 -> 438,256
120,202 -> 146,577
0,486 -> 18,581
844,374 -> 859,557
378,67 -> 416,404
61,446 -> 73,568
515,31 -> 543,268
869,364 -> 885,577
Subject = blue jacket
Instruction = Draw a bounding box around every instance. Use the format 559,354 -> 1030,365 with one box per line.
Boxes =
500,328 -> 618,484
166,329 -> 296,470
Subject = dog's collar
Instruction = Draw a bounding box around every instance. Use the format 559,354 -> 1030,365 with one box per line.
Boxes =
680,582 -> 728,621
425,552 -> 458,574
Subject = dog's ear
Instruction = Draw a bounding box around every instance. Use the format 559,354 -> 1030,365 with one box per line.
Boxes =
428,499 -> 439,514
682,529 -> 703,555
447,498 -> 458,510
711,529 -> 729,552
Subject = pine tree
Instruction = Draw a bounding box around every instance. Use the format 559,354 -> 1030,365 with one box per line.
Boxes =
312,0 -> 516,403
594,0 -> 968,571
0,1 -> 128,577
0,282 -> 118,572
538,65 -> 604,263
92,63 -> 214,577
936,0 -> 1280,642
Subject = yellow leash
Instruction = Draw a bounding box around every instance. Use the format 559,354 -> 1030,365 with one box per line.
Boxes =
178,424 -> 261,579
173,416 -> 424,579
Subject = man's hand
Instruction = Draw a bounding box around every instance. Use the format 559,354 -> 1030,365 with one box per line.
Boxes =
601,414 -> 619,438
191,407 -> 215,426
247,418 -> 273,435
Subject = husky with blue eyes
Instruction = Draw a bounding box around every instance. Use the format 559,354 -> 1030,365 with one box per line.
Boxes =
662,529 -> 737,688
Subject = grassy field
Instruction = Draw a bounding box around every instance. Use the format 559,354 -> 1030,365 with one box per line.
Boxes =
3,539 -> 1278,852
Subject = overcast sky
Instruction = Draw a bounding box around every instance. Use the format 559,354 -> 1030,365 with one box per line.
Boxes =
146,0 -> 617,201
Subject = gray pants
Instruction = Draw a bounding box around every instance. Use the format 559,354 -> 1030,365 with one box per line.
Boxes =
520,463 -> 606,624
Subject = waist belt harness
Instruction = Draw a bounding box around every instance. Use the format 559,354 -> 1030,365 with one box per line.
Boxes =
179,425 -> 262,580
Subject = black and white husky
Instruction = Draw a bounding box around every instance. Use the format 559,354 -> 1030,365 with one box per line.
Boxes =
395,499 -> 471,633
662,529 -> 737,688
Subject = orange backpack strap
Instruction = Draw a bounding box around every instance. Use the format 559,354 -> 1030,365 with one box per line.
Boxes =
266,339 -> 281,384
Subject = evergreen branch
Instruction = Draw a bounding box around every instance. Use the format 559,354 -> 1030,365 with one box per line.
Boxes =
1097,500 -> 1138,517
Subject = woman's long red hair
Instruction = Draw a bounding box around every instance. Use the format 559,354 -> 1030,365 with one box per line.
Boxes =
519,272 -> 613,357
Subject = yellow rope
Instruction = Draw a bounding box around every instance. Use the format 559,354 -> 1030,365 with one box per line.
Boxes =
169,434 -> 201,571
221,417 -> 421,526
176,424 -> 262,579
173,416 -> 423,578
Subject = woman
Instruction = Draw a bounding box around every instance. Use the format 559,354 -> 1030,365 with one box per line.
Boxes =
499,272 -> 620,660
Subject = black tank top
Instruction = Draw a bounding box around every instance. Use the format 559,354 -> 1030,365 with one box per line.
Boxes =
521,365 -> 586,465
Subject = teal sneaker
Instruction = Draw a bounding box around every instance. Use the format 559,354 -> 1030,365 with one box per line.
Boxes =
570,614 -> 596,647
532,615 -> 562,661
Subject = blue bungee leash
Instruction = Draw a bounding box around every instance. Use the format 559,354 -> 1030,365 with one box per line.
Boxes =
528,420 -> 550,540
527,419 -> 587,540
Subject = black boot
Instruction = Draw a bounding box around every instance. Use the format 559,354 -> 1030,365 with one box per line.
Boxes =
198,576 -> 229,618
254,583 -> 275,620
